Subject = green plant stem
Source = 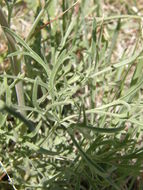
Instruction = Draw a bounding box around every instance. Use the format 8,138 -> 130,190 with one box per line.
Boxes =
0,6 -> 26,116
25,0 -> 51,43
94,14 -> 142,23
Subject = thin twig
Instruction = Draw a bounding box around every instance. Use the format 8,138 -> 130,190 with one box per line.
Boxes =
0,161 -> 17,190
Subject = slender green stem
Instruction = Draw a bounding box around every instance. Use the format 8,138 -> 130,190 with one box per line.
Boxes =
93,14 -> 143,23
25,0 -> 51,43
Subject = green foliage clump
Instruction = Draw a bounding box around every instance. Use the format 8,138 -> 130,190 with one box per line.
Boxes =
0,0 -> 143,189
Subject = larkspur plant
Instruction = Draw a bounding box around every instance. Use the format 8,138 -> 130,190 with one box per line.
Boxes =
0,0 -> 143,189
